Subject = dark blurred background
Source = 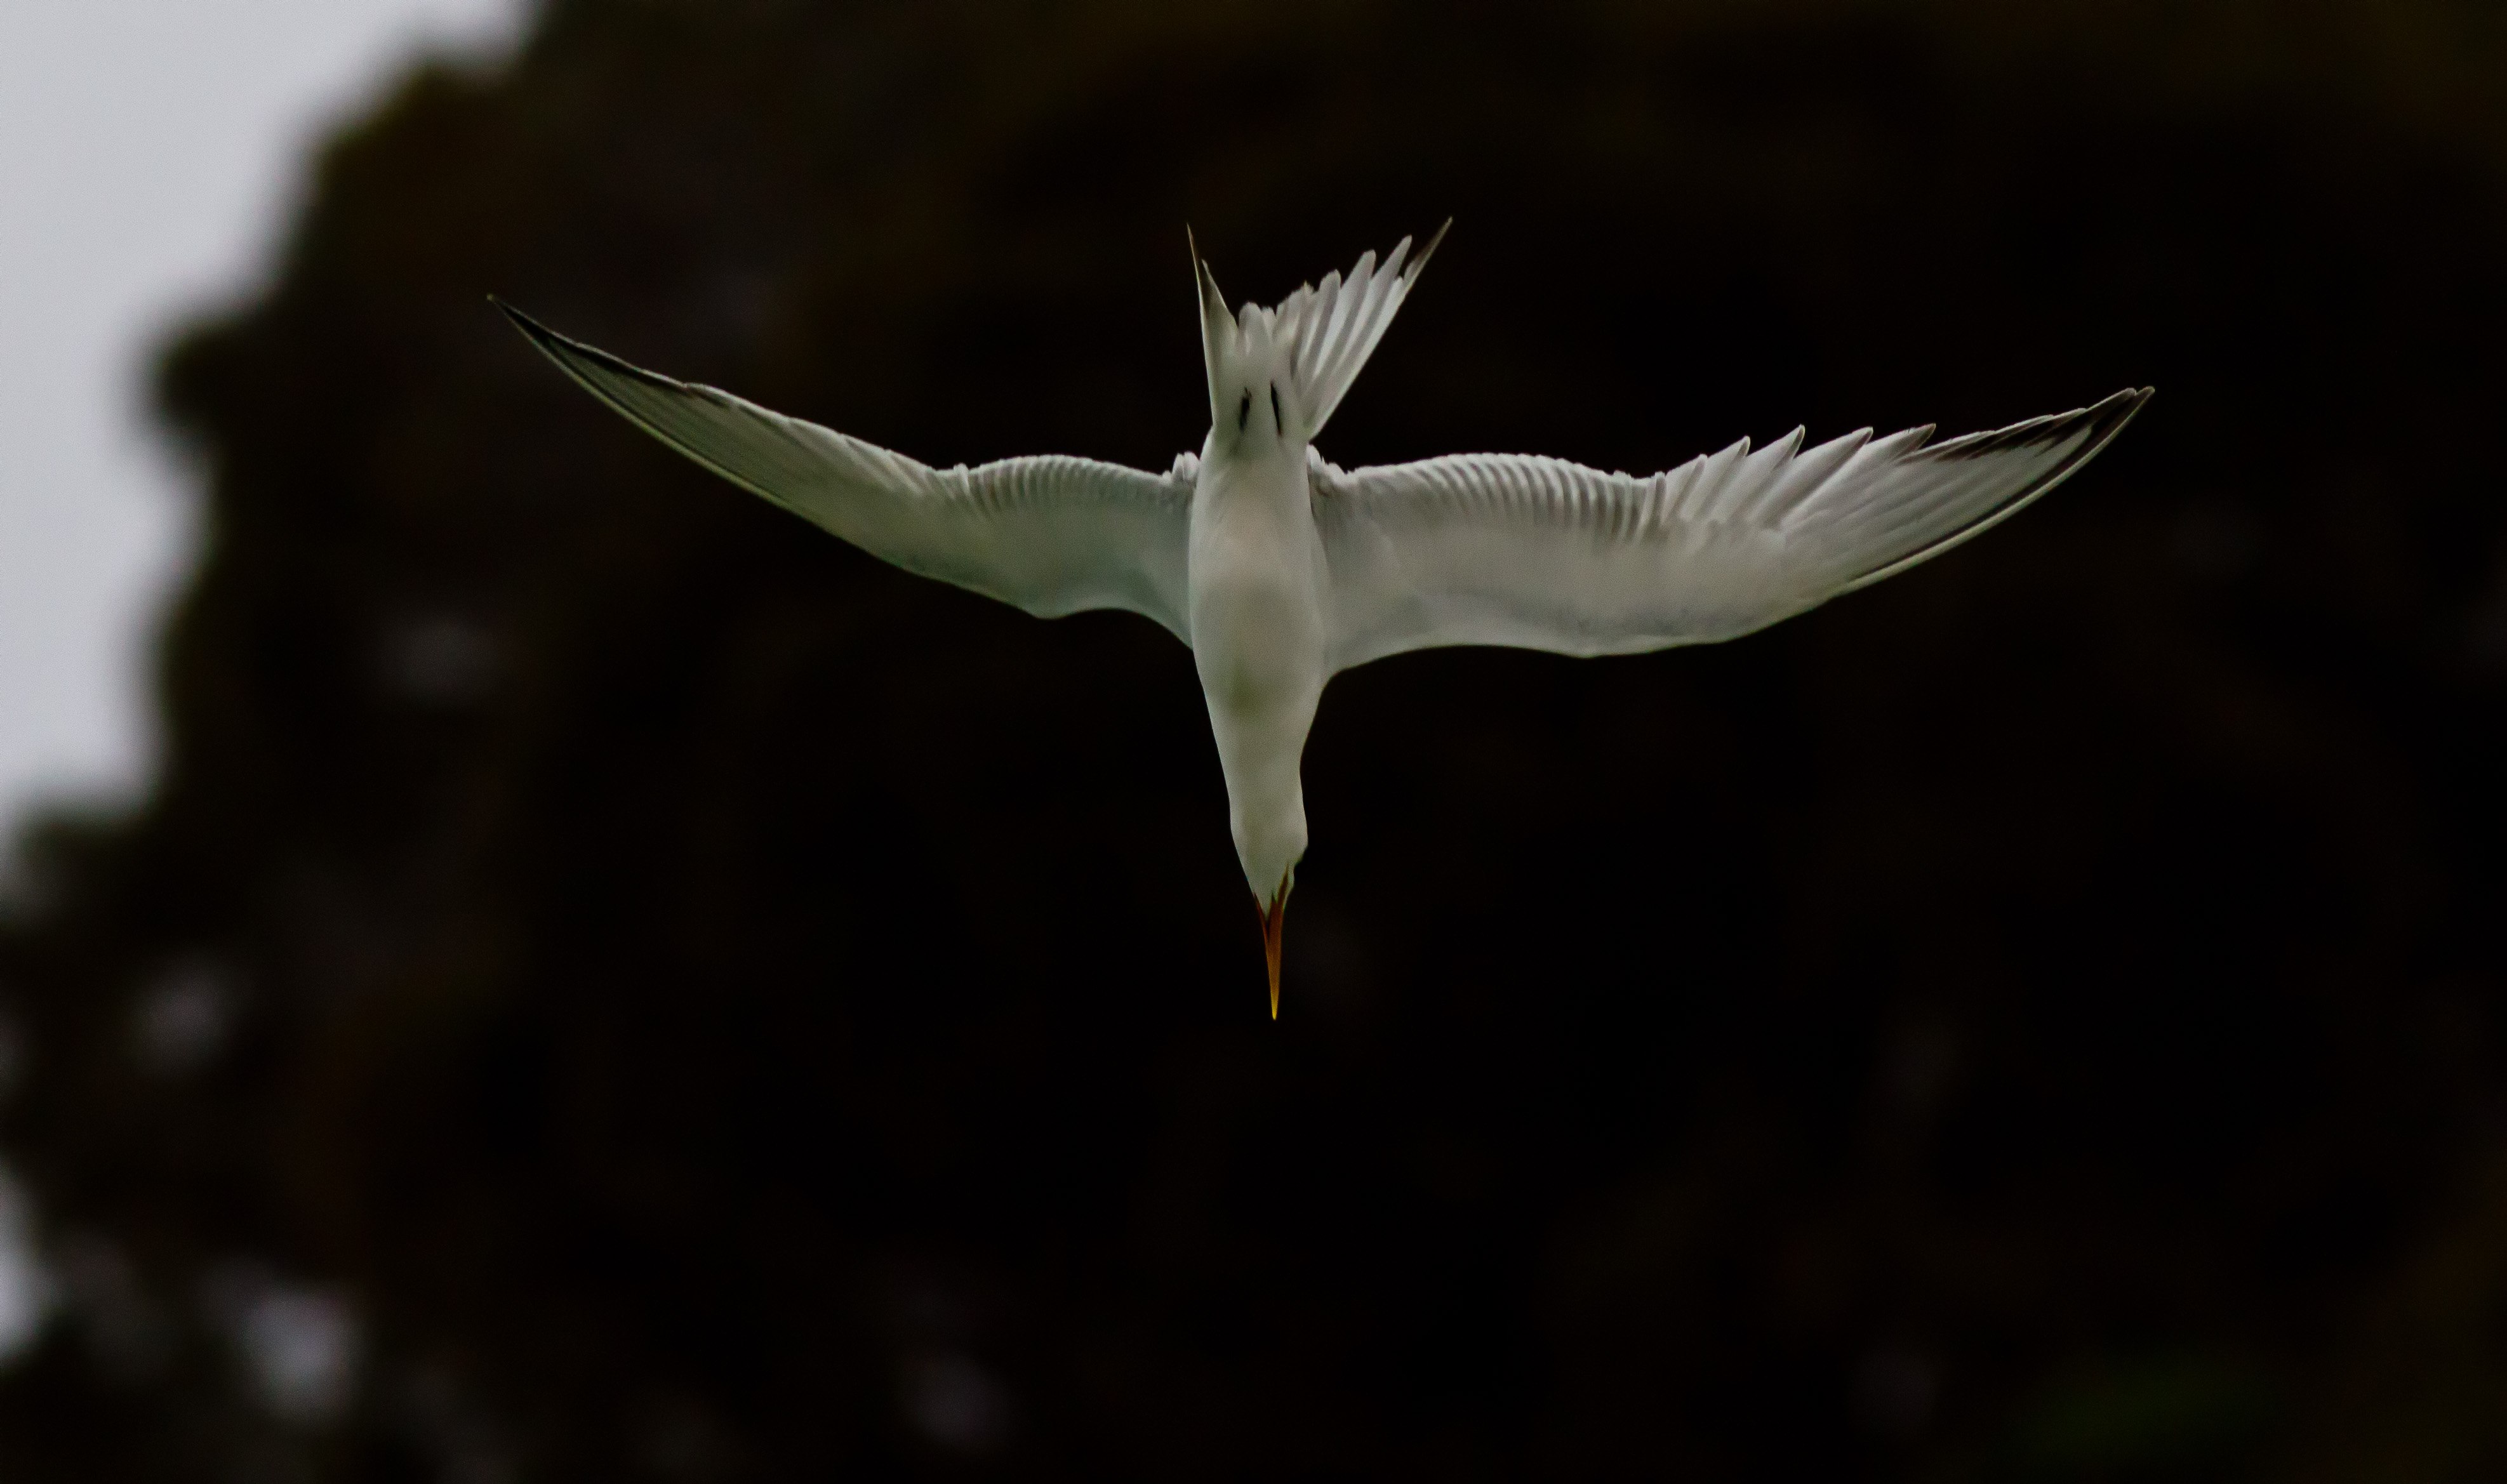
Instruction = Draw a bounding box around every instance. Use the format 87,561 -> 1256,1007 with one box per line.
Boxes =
3,0 -> 2504,1478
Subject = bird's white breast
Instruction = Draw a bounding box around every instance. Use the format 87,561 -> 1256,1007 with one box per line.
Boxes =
1186,443 -> 1329,899
1186,446 -> 1327,690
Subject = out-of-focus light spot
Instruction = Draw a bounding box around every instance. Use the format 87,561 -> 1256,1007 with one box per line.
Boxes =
900,1350 -> 1013,1455
204,1264 -> 361,1424
132,959 -> 232,1073
245,1287 -> 359,1422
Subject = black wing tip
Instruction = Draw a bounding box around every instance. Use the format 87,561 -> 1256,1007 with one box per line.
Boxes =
2091,383 -> 2155,434
2037,383 -> 2152,454
489,295 -> 569,356
1839,386 -> 2151,591
1931,384 -> 2153,463
1405,218 -> 1454,281
488,298 -> 701,402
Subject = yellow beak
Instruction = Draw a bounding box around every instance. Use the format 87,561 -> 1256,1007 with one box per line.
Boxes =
1260,876 -> 1293,1019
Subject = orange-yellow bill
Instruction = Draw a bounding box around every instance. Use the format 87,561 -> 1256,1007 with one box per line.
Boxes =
1260,877 -> 1292,1019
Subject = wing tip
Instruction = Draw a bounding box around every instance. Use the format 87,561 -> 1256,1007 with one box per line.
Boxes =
490,297 -> 703,404
490,293 -> 552,347
1927,383 -> 2151,462
1405,217 -> 1454,283
1839,384 -> 2152,592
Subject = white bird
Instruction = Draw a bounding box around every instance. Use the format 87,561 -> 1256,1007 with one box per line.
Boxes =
498,226 -> 2147,1016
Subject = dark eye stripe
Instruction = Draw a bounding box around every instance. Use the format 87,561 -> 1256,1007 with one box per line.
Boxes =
1237,389 -> 1251,431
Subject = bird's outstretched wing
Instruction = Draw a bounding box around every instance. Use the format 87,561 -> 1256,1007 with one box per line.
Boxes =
1310,388 -> 2150,672
499,302 -> 1199,643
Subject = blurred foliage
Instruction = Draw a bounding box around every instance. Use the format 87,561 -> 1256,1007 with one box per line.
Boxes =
2,0 -> 2506,1478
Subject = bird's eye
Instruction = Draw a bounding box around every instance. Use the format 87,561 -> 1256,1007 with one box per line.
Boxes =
1237,389 -> 1251,432
1270,383 -> 1283,432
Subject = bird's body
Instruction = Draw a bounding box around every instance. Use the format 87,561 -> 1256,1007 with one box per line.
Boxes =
1188,435 -> 1323,919
1185,258 -> 1334,928
499,225 -> 2148,1014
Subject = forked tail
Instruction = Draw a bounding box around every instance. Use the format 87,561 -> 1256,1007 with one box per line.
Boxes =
1190,223 -> 1450,441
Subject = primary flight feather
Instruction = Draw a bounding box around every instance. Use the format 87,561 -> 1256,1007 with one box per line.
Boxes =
498,225 -> 2148,1016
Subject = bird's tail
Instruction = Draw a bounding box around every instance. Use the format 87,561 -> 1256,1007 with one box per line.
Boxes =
1190,223 -> 1449,441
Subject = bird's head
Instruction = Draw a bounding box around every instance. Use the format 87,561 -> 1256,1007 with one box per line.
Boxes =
1190,232 -> 1308,456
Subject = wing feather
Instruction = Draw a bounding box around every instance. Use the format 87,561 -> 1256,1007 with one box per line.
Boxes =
500,302 -> 1196,642
1311,388 -> 2150,670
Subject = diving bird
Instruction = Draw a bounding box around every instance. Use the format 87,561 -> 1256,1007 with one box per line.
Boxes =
496,225 -> 2147,1017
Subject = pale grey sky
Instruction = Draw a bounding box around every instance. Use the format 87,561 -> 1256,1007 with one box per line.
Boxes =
0,0 -> 523,863
0,0 -> 522,1357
